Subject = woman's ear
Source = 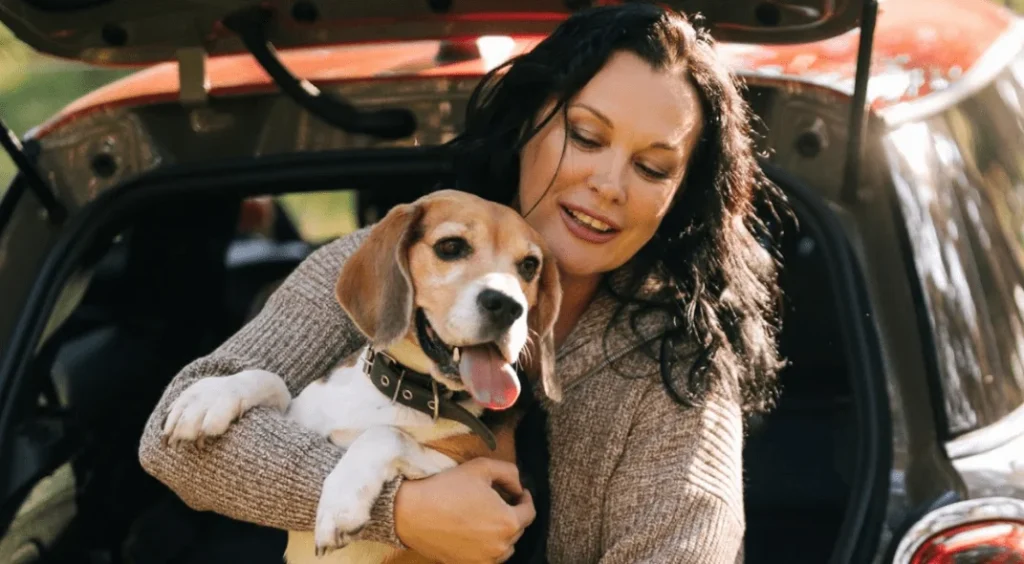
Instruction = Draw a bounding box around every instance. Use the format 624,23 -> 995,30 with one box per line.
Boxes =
336,203 -> 423,350
529,251 -> 563,402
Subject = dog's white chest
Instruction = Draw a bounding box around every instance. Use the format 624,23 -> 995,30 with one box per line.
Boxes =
286,357 -> 473,447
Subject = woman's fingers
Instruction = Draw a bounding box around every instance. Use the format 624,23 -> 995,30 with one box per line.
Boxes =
511,488 -> 536,528
497,546 -> 517,563
394,459 -> 537,564
476,458 -> 524,499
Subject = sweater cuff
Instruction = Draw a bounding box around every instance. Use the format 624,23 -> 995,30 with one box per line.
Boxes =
360,475 -> 408,549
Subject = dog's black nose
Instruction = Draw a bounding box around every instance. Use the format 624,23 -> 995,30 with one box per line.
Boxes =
477,289 -> 524,329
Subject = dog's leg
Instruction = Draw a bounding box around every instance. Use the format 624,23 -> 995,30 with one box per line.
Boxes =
162,370 -> 291,445
314,426 -> 456,556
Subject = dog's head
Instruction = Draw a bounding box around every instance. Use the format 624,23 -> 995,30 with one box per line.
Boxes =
336,189 -> 562,408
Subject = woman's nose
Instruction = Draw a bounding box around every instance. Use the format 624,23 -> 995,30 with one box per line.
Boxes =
588,156 -> 627,204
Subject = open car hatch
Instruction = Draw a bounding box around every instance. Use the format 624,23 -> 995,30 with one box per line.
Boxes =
0,0 -> 867,66
0,0 -> 883,226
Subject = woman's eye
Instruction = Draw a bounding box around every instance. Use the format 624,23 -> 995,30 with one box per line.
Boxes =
518,256 -> 540,281
433,237 -> 472,260
569,127 -> 601,149
637,162 -> 670,180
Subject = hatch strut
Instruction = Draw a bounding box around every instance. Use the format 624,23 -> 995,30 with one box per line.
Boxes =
0,116 -> 66,224
223,7 -> 417,140
840,0 -> 880,203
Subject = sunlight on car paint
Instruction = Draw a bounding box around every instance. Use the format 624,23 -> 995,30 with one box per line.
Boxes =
476,35 -> 516,72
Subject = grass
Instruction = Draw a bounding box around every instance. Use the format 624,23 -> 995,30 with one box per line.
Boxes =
0,26 -> 130,193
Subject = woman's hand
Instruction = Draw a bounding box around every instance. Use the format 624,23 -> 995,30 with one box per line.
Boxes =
394,458 -> 536,564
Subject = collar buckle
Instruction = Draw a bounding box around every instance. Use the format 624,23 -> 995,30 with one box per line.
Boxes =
361,346 -> 375,376
362,345 -> 498,450
428,380 -> 440,420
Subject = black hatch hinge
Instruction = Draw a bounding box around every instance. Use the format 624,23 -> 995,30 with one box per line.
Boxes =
0,117 -> 66,225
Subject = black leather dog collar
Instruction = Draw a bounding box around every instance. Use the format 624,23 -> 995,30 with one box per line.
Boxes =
363,347 -> 498,450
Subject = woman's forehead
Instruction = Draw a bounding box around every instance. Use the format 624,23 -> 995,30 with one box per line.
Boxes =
573,51 -> 703,146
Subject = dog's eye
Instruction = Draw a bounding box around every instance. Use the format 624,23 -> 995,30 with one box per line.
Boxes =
518,256 -> 540,281
434,237 -> 472,260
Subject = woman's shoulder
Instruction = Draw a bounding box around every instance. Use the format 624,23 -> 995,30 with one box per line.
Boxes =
276,226 -> 373,305
305,227 -> 373,270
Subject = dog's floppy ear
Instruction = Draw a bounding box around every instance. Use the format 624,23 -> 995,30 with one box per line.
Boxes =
530,251 -> 562,402
336,202 -> 424,350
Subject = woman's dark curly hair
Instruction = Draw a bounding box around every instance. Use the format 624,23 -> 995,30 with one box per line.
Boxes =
448,4 -> 786,415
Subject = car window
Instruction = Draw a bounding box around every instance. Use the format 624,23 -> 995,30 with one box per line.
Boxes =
885,51 -> 1024,435
276,191 -> 360,243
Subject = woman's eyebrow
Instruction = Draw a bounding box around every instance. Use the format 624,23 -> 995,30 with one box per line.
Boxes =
573,103 -> 613,126
649,140 -> 681,151
574,102 -> 683,152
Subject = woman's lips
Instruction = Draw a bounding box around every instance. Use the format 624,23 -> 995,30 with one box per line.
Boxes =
559,205 -> 620,244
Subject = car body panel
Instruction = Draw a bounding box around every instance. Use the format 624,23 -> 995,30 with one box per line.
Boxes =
29,0 -> 1019,141
0,0 -> 865,65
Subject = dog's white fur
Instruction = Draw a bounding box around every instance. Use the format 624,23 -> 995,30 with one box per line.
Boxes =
163,349 -> 480,563
163,283 -> 520,562
162,191 -> 561,564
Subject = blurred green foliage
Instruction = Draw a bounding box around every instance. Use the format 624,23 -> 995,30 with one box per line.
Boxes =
0,24 -> 130,194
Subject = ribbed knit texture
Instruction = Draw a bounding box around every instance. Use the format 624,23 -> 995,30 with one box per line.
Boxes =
138,227 -> 746,562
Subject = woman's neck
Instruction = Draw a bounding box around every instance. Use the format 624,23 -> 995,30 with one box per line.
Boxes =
553,270 -> 601,349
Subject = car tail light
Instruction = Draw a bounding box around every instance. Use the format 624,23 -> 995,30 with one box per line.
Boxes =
894,498 -> 1024,564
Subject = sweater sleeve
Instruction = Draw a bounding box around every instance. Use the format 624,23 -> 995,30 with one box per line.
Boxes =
137,228 -> 405,547
598,378 -> 746,563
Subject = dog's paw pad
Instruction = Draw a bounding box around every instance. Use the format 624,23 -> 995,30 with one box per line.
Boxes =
162,378 -> 245,444
313,519 -> 368,554
313,525 -> 365,556
314,497 -> 372,554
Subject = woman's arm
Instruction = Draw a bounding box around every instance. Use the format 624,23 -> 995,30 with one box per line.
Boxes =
598,378 -> 746,563
137,230 -> 405,546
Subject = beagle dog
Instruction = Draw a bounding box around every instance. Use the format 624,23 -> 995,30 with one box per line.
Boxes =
161,190 -> 562,564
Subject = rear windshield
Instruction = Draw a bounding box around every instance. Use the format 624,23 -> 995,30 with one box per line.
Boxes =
884,49 -> 1024,435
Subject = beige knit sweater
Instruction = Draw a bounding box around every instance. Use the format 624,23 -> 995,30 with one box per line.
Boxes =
138,226 -> 746,563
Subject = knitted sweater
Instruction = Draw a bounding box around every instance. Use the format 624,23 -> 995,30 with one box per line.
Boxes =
137,226 -> 746,563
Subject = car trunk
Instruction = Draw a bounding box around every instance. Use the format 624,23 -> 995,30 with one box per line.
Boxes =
0,1 -> 887,562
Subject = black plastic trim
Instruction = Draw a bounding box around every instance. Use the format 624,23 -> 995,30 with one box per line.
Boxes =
762,162 -> 893,563
0,174 -> 27,238
840,0 -> 879,204
0,146 -> 454,515
0,122 -> 65,224
223,6 -> 418,141
884,174 -> 954,442
879,490 -> 961,563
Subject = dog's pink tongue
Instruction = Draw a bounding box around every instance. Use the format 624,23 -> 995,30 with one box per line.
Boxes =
459,344 -> 520,410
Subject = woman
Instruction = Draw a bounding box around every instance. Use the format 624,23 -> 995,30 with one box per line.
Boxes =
138,4 -> 784,563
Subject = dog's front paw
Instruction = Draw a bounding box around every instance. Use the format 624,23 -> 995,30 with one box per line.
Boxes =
313,467 -> 379,556
162,370 -> 290,445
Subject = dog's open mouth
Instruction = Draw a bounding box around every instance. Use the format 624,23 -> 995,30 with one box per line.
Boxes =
415,309 -> 521,411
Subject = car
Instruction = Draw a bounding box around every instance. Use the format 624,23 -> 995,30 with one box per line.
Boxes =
0,0 -> 1023,562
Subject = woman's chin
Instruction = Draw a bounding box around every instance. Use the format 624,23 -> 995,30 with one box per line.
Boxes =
543,227 -> 636,279
551,253 -> 612,279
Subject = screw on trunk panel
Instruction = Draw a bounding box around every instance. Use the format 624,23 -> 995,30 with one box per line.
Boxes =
428,0 -> 452,13
101,24 -> 128,46
292,1 -> 319,23
754,3 -> 782,26
91,154 -> 118,178
795,117 -> 829,158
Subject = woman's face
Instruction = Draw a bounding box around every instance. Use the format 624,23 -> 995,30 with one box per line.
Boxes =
518,50 -> 704,279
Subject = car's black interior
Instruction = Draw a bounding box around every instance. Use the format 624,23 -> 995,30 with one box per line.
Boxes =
0,170 -> 857,563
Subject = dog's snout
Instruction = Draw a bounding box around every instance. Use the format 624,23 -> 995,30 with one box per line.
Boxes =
477,289 -> 524,329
